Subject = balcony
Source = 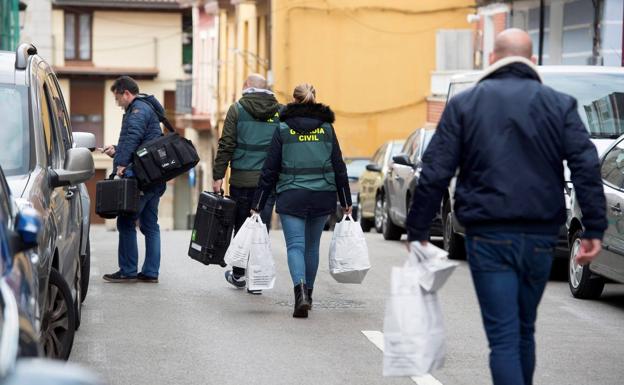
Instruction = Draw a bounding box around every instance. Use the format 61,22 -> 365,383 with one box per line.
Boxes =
175,79 -> 212,131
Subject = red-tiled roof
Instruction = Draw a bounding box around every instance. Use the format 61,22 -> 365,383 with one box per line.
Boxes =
52,0 -> 188,10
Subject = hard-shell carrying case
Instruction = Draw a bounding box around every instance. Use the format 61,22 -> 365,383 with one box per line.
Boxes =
188,191 -> 236,267
95,175 -> 140,219
132,98 -> 200,189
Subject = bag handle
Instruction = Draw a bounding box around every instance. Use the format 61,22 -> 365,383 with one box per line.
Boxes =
134,97 -> 176,133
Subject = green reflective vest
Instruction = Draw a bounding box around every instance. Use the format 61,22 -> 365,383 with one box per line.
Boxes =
276,122 -> 337,193
231,103 -> 280,171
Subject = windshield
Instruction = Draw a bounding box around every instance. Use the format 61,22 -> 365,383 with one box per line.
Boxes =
542,73 -> 624,139
0,85 -> 29,176
390,141 -> 404,156
345,159 -> 369,180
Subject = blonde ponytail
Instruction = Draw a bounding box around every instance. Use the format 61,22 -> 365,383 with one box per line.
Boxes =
293,83 -> 316,104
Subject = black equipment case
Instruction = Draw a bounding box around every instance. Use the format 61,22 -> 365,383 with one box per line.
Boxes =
188,192 -> 236,267
132,99 -> 200,189
95,176 -> 140,219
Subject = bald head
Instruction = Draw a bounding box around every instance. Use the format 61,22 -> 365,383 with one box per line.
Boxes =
490,28 -> 536,65
243,73 -> 267,90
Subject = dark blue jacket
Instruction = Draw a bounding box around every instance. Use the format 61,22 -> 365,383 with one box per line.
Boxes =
406,59 -> 607,241
252,103 -> 352,218
114,94 -> 164,169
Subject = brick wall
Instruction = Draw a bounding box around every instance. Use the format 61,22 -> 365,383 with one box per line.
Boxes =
427,98 -> 446,124
493,12 -> 507,36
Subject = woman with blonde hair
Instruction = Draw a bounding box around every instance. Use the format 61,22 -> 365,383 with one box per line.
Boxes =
251,83 -> 351,318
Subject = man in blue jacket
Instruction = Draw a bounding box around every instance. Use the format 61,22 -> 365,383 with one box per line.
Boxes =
406,29 -> 607,385
101,76 -> 166,283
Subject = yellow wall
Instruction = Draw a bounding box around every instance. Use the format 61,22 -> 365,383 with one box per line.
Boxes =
271,0 -> 474,157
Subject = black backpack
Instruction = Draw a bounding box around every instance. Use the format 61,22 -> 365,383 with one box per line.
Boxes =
131,98 -> 200,189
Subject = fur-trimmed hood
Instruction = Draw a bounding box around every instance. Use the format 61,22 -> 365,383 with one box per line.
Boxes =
279,102 -> 335,134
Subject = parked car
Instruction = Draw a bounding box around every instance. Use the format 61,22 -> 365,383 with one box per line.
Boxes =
441,66 -> 624,259
326,157 -> 370,229
567,135 -> 624,299
358,140 -> 404,232
0,165 -> 41,358
382,125 -> 437,240
1,257 -> 102,385
0,44 -> 95,359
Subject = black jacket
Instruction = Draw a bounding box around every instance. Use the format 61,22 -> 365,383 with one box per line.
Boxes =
406,58 -> 607,241
252,103 -> 352,218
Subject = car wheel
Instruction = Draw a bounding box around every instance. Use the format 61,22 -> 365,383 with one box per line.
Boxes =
42,267 -> 76,360
374,193 -> 384,233
382,194 -> 402,241
442,200 -> 465,259
568,230 -> 605,299
80,237 -> 90,303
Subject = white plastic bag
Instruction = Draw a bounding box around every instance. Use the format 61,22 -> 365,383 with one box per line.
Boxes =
409,242 -> 459,293
383,263 -> 446,377
328,215 -> 371,284
246,218 -> 276,291
224,215 -> 259,269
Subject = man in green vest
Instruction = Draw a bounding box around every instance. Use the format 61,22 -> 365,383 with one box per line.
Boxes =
213,73 -> 280,293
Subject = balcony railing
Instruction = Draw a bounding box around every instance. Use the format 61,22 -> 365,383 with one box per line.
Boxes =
176,79 -> 192,115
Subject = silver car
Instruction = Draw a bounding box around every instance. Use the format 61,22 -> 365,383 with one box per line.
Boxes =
568,135 -> 624,299
0,44 -> 95,359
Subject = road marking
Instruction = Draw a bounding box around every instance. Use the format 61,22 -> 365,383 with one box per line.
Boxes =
361,330 -> 443,385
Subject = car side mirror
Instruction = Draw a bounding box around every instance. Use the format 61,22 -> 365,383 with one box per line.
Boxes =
392,154 -> 414,168
9,206 -> 41,253
365,163 -> 382,173
50,148 -> 95,188
72,132 -> 96,152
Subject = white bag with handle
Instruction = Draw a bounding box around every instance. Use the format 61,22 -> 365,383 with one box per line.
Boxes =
409,242 -> 459,293
383,262 -> 446,377
246,217 -> 276,291
224,214 -> 260,269
328,214 -> 371,284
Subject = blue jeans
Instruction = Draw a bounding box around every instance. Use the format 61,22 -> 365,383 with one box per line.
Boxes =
465,232 -> 556,385
117,184 -> 166,277
229,186 -> 276,277
280,214 -> 328,288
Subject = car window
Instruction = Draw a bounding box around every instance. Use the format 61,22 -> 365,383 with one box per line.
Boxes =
345,159 -> 369,180
601,140 -> 624,189
46,75 -> 72,152
39,80 -> 63,169
390,141 -> 404,157
0,85 -> 30,176
542,73 -> 624,139
448,81 -> 474,100
371,144 -> 386,165
418,130 -> 436,160
401,132 -> 417,154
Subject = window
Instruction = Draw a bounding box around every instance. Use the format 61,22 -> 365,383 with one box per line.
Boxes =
38,78 -> 63,169
601,140 -> 624,189
0,85 -> 29,176
47,75 -> 72,152
65,12 -> 92,61
371,144 -> 385,165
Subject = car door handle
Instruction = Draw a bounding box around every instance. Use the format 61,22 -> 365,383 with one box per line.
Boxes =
65,186 -> 78,200
610,203 -> 622,215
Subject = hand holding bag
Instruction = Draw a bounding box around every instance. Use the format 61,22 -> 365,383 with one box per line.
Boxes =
383,262 -> 446,377
409,242 -> 459,293
328,214 -> 371,284
246,218 -> 276,291
223,214 -> 259,269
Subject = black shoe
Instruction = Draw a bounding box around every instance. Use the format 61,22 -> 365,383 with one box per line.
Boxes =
293,282 -> 311,318
137,272 -> 159,283
308,288 -> 313,310
225,270 -> 246,289
103,271 -> 137,283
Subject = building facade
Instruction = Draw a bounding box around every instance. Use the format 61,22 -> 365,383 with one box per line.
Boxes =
44,0 -> 190,228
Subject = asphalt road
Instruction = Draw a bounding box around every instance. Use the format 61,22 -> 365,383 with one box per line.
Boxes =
70,226 -> 624,385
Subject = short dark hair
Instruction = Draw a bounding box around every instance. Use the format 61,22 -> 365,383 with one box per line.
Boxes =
110,76 -> 139,95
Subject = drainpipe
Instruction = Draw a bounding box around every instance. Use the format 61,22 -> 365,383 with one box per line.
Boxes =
592,0 -> 603,65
